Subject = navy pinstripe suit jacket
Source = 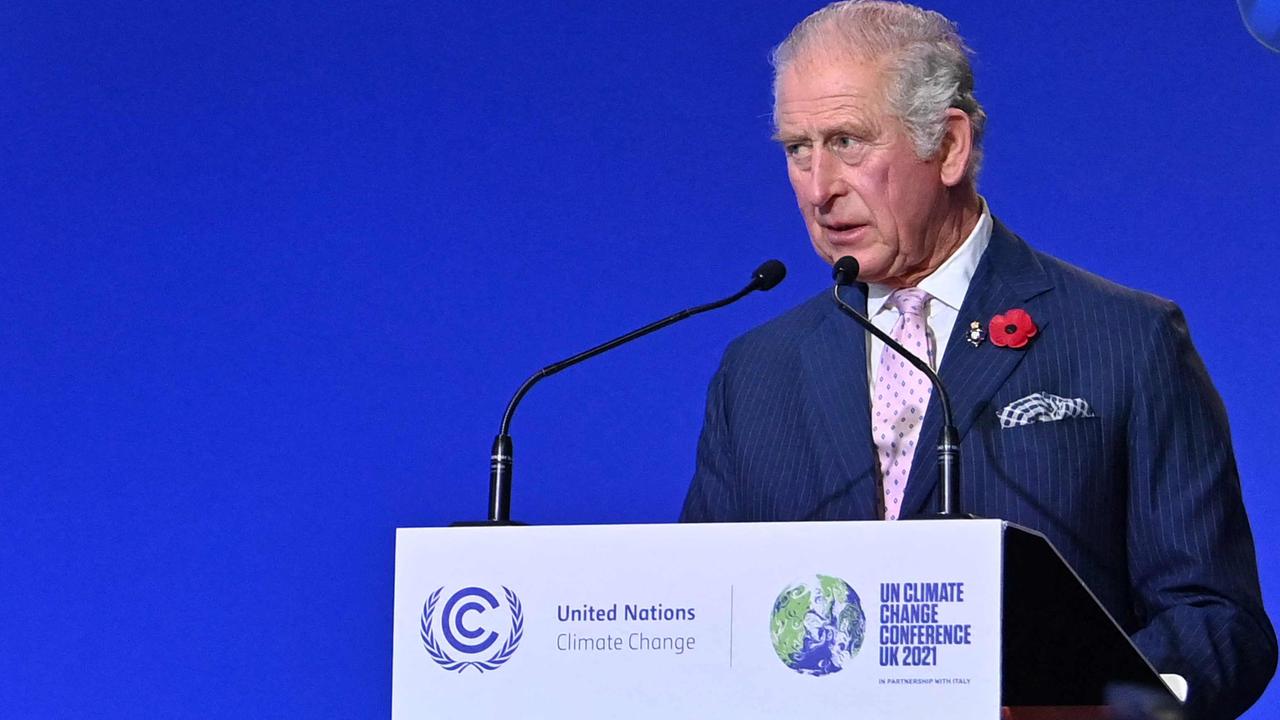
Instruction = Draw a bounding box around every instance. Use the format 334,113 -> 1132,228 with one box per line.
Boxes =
681,221 -> 1275,719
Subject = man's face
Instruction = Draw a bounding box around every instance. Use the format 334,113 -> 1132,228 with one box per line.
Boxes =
774,52 -> 949,286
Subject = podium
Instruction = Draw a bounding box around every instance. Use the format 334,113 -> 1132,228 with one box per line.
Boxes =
392,519 -> 1178,718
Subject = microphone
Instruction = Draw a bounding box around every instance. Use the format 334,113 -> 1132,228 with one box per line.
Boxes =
830,256 -> 967,518
472,259 -> 788,525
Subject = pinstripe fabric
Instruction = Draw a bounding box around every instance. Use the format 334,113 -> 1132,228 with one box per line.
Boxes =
680,220 -> 1276,720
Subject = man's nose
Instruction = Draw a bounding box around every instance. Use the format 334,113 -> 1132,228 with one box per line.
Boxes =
803,148 -> 847,208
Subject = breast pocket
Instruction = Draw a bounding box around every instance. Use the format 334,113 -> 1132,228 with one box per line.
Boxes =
973,410 -> 1121,515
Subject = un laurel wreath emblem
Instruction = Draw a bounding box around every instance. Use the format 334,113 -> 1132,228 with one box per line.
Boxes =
421,586 -> 523,673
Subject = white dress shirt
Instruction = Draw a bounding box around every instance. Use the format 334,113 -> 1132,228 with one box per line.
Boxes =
866,200 -> 992,386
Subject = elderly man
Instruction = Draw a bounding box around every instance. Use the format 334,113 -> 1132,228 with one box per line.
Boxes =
680,2 -> 1275,718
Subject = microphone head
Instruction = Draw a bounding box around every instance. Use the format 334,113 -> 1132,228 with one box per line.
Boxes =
832,256 -> 860,286
752,259 -> 787,290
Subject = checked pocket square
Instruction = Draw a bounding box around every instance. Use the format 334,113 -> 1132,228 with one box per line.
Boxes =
997,392 -> 1096,429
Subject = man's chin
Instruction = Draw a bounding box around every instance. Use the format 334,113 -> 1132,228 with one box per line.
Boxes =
820,251 -> 892,284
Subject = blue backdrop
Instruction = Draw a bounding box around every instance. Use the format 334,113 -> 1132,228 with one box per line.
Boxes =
2,1 -> 1277,716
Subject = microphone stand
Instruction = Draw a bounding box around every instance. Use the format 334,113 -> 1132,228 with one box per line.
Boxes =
457,260 -> 787,526
831,259 -> 970,518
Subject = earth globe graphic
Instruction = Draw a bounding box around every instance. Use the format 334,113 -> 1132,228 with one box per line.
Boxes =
770,574 -> 867,676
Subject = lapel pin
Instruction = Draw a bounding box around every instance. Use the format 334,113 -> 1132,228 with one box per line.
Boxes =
966,320 -> 985,347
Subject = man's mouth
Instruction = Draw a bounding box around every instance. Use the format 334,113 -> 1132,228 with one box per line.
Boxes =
821,222 -> 868,239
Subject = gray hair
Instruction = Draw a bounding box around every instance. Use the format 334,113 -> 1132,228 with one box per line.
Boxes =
772,0 -> 987,180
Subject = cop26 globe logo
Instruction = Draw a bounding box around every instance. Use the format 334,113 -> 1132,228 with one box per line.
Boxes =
421,586 -> 523,673
770,574 -> 867,676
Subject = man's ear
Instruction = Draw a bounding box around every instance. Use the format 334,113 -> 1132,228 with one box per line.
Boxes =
938,108 -> 973,187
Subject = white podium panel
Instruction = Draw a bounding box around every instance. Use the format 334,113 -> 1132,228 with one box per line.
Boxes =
392,520 -> 1004,719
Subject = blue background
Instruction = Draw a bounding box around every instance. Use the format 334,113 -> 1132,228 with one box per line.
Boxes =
2,1 -> 1277,716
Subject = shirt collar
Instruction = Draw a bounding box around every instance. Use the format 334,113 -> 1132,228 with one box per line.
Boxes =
867,198 -> 993,317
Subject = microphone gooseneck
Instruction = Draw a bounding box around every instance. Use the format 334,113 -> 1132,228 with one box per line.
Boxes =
483,259 -> 788,525
830,256 -> 965,518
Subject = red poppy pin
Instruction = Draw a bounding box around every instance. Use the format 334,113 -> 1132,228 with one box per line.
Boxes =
988,308 -> 1038,349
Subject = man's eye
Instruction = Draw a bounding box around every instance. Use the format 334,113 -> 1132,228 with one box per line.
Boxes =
785,143 -> 811,158
833,135 -> 860,150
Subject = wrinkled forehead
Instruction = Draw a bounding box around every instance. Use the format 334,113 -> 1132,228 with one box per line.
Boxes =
773,51 -> 893,131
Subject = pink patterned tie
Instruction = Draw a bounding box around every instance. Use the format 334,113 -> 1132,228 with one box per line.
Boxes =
872,288 -> 935,520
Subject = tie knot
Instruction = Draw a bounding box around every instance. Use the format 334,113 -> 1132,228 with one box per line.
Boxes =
889,287 -> 931,318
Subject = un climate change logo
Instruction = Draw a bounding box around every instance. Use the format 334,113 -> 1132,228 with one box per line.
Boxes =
770,574 -> 867,676
421,586 -> 523,673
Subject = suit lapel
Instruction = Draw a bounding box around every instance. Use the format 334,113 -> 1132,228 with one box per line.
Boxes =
798,284 -> 879,520
900,220 -> 1055,518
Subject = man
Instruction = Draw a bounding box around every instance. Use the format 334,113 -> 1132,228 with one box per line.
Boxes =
680,2 -> 1275,718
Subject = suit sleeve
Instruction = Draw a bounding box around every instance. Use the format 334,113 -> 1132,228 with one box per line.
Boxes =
1125,302 -> 1276,720
680,351 -> 738,522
